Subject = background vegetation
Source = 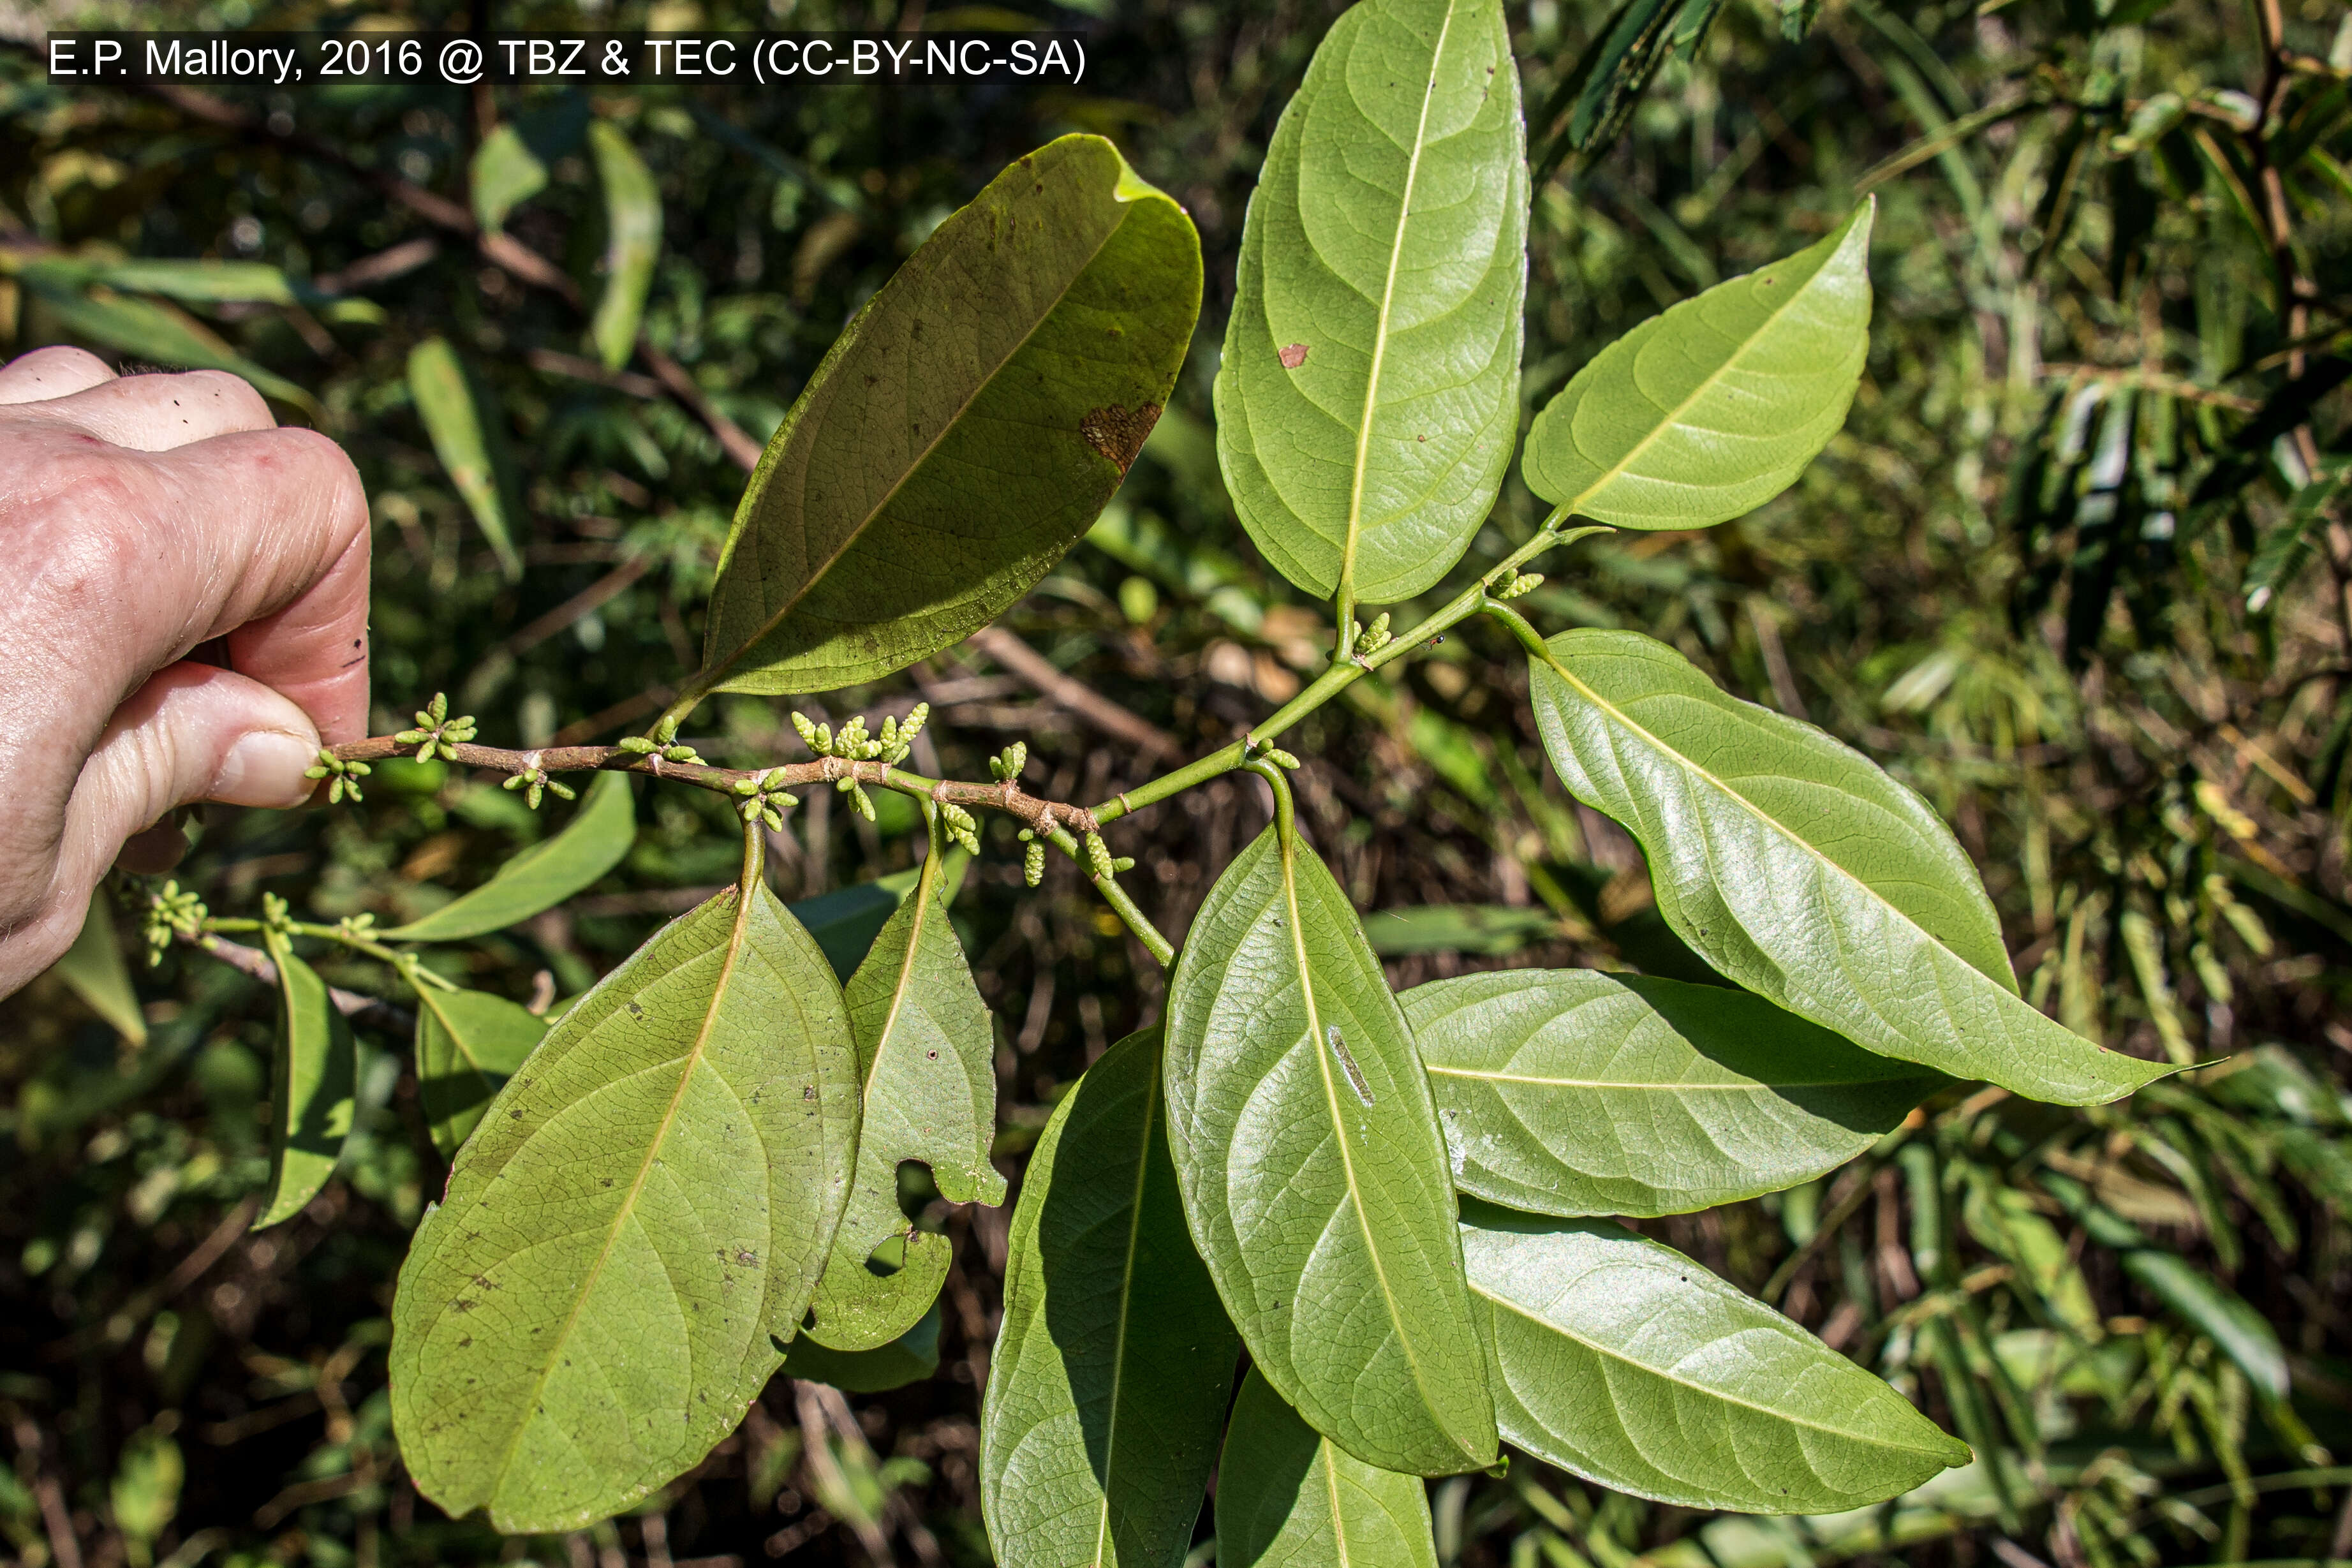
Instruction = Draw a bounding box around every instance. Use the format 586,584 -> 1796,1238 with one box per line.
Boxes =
3,0 -> 2350,1564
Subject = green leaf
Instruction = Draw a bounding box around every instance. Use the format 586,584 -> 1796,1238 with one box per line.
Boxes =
1363,903 -> 1560,956
405,336 -> 524,582
473,126 -> 550,235
50,889 -> 145,1046
1527,629 -> 2171,1106
1215,1368 -> 1439,1568
385,771 -> 636,942
1461,1202 -> 1971,1512
1214,0 -> 1527,609
981,1029 -> 1240,1568
788,850 -> 971,982
91,259 -> 304,305
255,931 -> 357,1230
1521,201 -> 1874,530
1164,817 -> 1496,1476
413,987 -> 549,1159
13,261 -> 319,413
389,879 -> 861,1532
586,121 -> 662,373
806,846 -> 1005,1351
1403,970 -> 1945,1217
696,133 -> 1201,698
782,1302 -> 942,1394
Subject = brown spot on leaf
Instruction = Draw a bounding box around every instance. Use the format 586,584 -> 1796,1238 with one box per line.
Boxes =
1080,403 -> 1162,471
1278,343 -> 1310,369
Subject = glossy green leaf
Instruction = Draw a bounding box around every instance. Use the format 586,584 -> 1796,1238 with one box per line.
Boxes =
389,878 -> 861,1532
13,261 -> 318,412
50,889 -> 146,1046
696,134 -> 1201,697
1164,817 -> 1496,1477
782,1302 -> 942,1394
1214,0 -> 1527,608
806,843 -> 1005,1351
473,126 -> 550,235
92,259 -> 305,305
1527,629 -> 2172,1106
405,336 -> 524,582
386,771 -> 636,942
981,1029 -> 1240,1568
1403,970 -> 1944,1217
255,931 -> 357,1229
1215,1368 -> 1438,1568
586,122 -> 662,373
788,850 -> 972,982
1461,1203 -> 1970,1512
413,987 -> 549,1159
1522,202 -> 1873,529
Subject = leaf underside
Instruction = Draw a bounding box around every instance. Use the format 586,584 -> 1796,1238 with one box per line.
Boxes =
1528,628 -> 2172,1106
414,987 -> 549,1160
981,1030 -> 1240,1568
1403,968 -> 1946,1217
782,1302 -> 943,1395
386,771 -> 637,943
1461,1204 -> 1971,1513
389,881 -> 859,1533
255,933 -> 357,1230
699,134 -> 1202,696
1215,1368 -> 1439,1568
1164,822 -> 1496,1477
1217,0 -> 1528,605
1522,198 -> 1874,529
806,852 -> 1005,1352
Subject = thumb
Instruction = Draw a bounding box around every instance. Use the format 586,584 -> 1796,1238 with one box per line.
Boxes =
61,662 -> 324,890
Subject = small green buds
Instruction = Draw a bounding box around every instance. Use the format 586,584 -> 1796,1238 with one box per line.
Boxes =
734,767 -> 799,831
618,734 -> 699,762
303,749 -> 370,804
260,891 -> 295,937
662,744 -> 703,765
1019,831 -> 1046,887
394,693 -> 478,762
1352,612 -> 1393,659
795,704 -> 929,764
989,741 -> 1028,783
503,764 -> 576,810
1493,572 -> 1543,600
834,776 -> 877,823
878,704 -> 928,765
618,736 -> 658,755
940,801 -> 980,855
1083,831 -> 1132,880
144,880 -> 208,963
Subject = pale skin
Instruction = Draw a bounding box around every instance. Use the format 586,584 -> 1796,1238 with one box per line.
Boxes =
0,346 -> 371,997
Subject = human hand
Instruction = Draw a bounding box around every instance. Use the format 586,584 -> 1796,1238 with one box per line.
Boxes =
0,346 -> 371,997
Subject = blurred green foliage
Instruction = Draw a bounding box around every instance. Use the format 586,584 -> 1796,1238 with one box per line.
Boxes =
3,0 -> 2350,1564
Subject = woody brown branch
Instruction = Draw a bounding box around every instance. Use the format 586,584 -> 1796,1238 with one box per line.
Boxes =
325,737 -> 1102,834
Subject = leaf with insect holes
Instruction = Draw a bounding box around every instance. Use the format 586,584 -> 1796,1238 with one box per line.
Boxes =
413,986 -> 549,1159
385,771 -> 635,943
1164,820 -> 1495,1477
1215,0 -> 1528,608
981,1028 -> 1239,1568
1522,200 -> 1874,529
389,879 -> 859,1533
783,1302 -> 942,1394
804,846 -> 1004,1352
697,135 -> 1201,697
1403,969 -> 1946,1217
255,931 -> 357,1229
1461,1202 -> 1971,1512
1527,629 -> 2173,1106
1215,1368 -> 1439,1568
586,122 -> 662,372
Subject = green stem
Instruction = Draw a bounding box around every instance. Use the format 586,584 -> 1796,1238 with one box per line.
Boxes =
1242,757 -> 1296,842
1039,820 -> 1176,967
1477,596 -> 1557,664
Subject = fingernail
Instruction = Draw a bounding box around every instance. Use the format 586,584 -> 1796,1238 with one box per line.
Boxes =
210,730 -> 320,808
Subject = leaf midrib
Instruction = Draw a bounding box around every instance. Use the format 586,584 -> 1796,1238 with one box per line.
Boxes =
1276,835 -> 1461,1462
1338,0 -> 1459,606
1426,1064 -> 1911,1091
488,887 -> 763,1493
701,186 -> 1141,692
1088,1061 -> 1160,1566
1555,235 -> 1847,518
1473,1274 -> 1949,1458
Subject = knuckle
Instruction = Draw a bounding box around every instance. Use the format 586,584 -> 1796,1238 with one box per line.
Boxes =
164,367 -> 276,429
266,427 -> 369,535
4,344 -> 112,385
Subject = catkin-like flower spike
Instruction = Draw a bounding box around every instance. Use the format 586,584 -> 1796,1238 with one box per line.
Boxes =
619,736 -> 658,755
1497,572 -> 1544,600
1263,747 -> 1303,769
1084,831 -> 1116,880
1024,839 -> 1046,887
734,777 -> 760,796
761,806 -> 785,832
1357,612 -> 1393,656
791,711 -> 820,751
901,702 -> 929,743
851,781 -> 876,822
662,744 -> 702,764
741,798 -> 764,822
547,779 -> 577,802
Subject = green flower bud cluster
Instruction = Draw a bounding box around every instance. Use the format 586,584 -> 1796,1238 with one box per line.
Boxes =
732,767 -> 801,832
618,736 -> 705,764
394,693 -> 477,761
1348,612 -> 1393,660
1016,831 -> 1046,887
792,704 -> 928,765
144,881 -> 208,965
260,892 -> 295,936
989,741 -> 1028,783
1084,831 -> 1135,880
939,802 -> 981,855
503,763 -> 576,810
304,749 -> 370,804
1490,569 -> 1543,600
335,913 -> 378,942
